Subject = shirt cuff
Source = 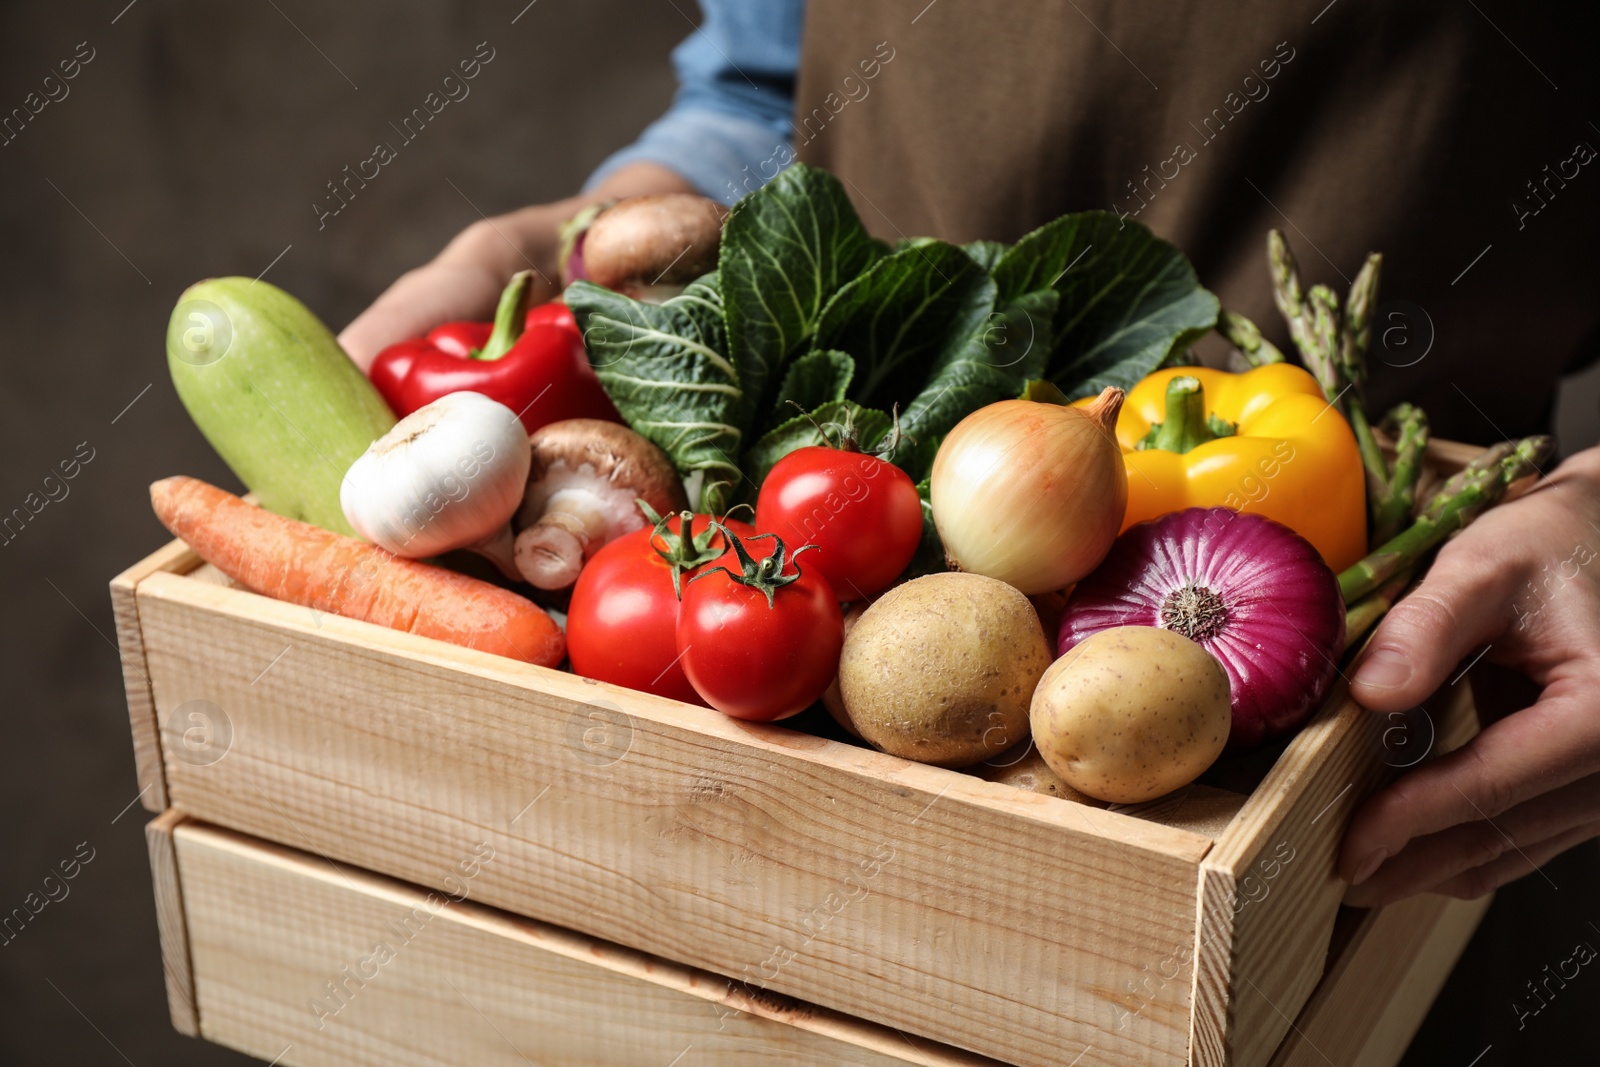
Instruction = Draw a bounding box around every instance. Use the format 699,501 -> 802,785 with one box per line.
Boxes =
585,106 -> 794,206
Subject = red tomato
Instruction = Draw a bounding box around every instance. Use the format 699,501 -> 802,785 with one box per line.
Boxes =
755,447 -> 923,601
677,533 -> 843,721
567,514 -> 754,704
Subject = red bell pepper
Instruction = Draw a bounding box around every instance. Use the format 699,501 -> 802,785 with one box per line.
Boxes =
368,270 -> 621,434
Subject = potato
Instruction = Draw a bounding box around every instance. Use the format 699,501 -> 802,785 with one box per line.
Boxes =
1030,626 -> 1230,804
839,572 -> 1052,768
822,601 -> 871,739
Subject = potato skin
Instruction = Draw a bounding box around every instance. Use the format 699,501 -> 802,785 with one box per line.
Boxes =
1030,626 -> 1230,804
839,572 -> 1051,768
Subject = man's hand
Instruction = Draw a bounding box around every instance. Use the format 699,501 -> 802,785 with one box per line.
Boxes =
1340,445 -> 1600,906
338,162 -> 699,371
338,205 -> 569,371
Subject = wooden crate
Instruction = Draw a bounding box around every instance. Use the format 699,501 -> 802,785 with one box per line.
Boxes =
147,812 -> 1490,1067
114,443 -> 1485,1067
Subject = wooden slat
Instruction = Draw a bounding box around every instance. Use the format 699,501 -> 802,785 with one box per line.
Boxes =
146,809 -> 200,1037
1269,894 -> 1492,1067
1111,785 -> 1248,840
111,540 -> 203,813
137,570 -> 1209,1067
1190,681 -> 1478,1067
174,819 -> 1005,1067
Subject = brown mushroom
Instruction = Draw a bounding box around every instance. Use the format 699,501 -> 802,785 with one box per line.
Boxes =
578,194 -> 726,301
513,419 -> 687,589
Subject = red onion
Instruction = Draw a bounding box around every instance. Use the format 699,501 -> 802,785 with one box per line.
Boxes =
1059,507 -> 1345,750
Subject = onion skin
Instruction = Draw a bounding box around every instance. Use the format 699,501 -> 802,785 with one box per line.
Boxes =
930,390 -> 1128,595
1058,507 -> 1345,750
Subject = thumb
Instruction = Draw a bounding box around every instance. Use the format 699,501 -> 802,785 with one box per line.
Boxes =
1349,549 -> 1512,711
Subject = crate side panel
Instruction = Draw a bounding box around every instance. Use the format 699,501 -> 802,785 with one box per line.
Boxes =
111,539 -> 201,813
146,809 -> 199,1036
1195,681 -> 1478,1067
174,821 -> 1005,1067
140,574 -> 1204,1067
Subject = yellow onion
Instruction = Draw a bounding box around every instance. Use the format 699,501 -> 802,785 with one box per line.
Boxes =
930,389 -> 1128,595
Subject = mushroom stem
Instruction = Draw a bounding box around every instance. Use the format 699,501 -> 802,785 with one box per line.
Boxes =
514,488 -> 612,588
466,524 -> 522,582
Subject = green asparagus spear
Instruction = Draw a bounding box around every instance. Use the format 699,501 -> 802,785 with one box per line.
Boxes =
1339,254 -> 1382,397
1268,231 -> 1328,381
1217,309 -> 1286,366
1344,564 -> 1416,645
1339,435 -> 1556,603
1370,403 -> 1430,545
1308,285 -> 1344,399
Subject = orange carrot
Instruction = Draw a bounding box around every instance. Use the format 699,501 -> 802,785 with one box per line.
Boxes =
150,476 -> 565,667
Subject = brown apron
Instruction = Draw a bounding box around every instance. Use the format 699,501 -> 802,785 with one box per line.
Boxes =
795,0 -> 1600,444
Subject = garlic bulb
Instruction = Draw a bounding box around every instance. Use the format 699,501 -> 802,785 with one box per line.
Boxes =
341,391 -> 531,578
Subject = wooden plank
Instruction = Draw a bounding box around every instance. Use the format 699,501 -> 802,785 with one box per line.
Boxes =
174,819 -> 1006,1067
1269,894 -> 1492,1067
1111,785 -> 1248,840
146,809 -> 200,1037
137,570 -> 1210,1067
1190,681 -> 1478,1067
111,539 -> 203,814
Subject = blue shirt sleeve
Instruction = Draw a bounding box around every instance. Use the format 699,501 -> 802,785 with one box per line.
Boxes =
585,0 -> 804,205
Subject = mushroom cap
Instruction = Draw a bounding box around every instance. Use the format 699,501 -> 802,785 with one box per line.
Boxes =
515,418 -> 687,536
582,194 -> 726,291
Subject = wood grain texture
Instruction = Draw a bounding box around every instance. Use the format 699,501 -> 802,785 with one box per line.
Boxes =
1268,894 -> 1492,1067
136,567 -> 1209,1067
1111,785 -> 1248,840
1190,681 -> 1479,1067
110,539 -> 201,814
174,819 -> 1007,1067
145,809 -> 200,1037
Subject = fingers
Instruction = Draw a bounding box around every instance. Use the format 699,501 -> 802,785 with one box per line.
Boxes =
1343,768 -> 1600,907
1349,542 -> 1516,712
1430,819 -> 1600,900
338,261 -> 506,371
1341,682 -> 1600,882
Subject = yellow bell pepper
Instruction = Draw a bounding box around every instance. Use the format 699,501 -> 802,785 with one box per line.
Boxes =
1098,364 -> 1366,571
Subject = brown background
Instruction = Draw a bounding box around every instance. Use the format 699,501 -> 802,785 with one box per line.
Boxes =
0,2 -> 1596,1065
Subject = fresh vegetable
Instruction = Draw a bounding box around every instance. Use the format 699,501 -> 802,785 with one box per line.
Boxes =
677,527 -> 843,721
567,510 -> 755,704
340,392 -> 530,579
837,572 -> 1052,767
1338,435 -> 1556,604
755,443 -> 923,601
821,599 -> 872,738
1030,626 -> 1231,803
1060,508 -> 1345,750
567,274 -> 741,511
561,193 -> 726,302
1104,365 -> 1366,571
1269,234 -> 1387,500
513,419 -> 688,590
1216,309 -> 1286,367
930,389 -> 1128,595
567,163 -> 1219,511
166,277 -> 396,538
368,270 -> 622,436
150,476 -> 564,666
1371,402 -> 1429,545
1264,231 -> 1434,545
